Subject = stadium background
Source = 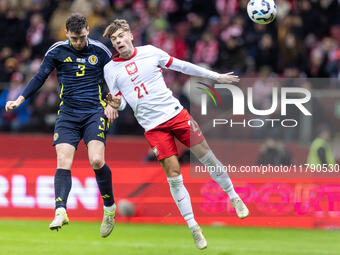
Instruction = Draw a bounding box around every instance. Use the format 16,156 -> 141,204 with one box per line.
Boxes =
1,0 -> 340,254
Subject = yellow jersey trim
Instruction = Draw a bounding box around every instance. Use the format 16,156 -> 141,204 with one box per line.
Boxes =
98,85 -> 107,108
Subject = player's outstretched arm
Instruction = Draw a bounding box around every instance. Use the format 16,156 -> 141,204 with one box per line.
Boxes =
5,96 -> 25,112
6,52 -> 55,112
14,45 -> 56,110
169,57 -> 240,83
154,46 -> 240,83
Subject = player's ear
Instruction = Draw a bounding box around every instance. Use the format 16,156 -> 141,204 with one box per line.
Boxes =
86,26 -> 90,34
65,29 -> 69,37
130,31 -> 134,41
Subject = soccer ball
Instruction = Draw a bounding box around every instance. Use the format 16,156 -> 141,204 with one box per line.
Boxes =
247,0 -> 277,24
117,199 -> 136,217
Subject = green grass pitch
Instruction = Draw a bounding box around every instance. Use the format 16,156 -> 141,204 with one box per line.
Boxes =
1,220 -> 340,255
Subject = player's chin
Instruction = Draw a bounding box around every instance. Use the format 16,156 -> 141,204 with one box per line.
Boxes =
74,45 -> 85,51
119,48 -> 130,55
117,50 -> 124,56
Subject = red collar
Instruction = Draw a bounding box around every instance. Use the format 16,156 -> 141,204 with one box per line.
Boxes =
113,48 -> 137,62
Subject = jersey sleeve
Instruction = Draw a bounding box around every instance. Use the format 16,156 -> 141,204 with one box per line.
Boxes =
96,41 -> 113,66
150,45 -> 174,69
21,49 -> 56,99
151,45 -> 220,80
103,63 -> 126,111
104,63 -> 116,92
111,89 -> 127,111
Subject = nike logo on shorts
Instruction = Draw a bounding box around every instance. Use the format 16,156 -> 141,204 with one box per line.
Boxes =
177,196 -> 185,203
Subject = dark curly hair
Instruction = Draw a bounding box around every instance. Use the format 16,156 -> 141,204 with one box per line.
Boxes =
66,13 -> 88,34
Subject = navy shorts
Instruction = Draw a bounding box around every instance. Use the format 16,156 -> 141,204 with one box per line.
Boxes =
52,109 -> 109,149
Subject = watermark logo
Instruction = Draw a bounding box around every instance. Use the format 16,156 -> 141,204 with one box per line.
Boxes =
197,82 -> 223,113
196,83 -> 312,128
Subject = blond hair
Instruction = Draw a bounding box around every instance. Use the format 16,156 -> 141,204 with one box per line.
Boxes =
103,19 -> 131,38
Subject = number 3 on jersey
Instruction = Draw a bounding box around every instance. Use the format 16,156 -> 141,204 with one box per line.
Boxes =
134,83 -> 148,99
76,64 -> 85,77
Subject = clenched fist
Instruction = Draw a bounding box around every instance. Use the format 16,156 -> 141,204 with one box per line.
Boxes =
5,96 -> 25,112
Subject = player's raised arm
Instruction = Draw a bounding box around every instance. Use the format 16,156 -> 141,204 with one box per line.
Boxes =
154,45 -> 240,83
5,49 -> 56,112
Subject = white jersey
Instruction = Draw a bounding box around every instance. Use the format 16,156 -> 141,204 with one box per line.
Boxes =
104,45 -> 219,131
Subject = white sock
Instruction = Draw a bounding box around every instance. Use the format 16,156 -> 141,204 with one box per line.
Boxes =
104,203 -> 116,213
198,150 -> 239,199
56,207 -> 66,214
167,175 -> 198,228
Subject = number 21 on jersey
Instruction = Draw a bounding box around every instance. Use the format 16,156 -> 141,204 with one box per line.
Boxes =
134,83 -> 148,99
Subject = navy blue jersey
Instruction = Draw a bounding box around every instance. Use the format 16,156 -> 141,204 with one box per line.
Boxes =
22,38 -> 112,113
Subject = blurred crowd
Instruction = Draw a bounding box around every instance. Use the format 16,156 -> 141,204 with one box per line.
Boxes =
0,0 -> 339,138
